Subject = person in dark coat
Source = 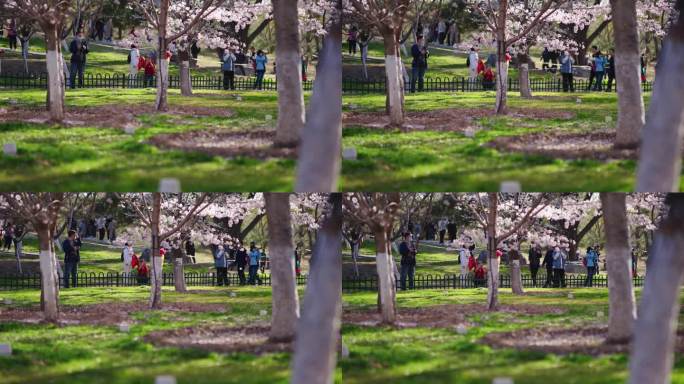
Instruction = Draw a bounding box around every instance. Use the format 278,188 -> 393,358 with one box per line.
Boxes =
62,230 -> 80,288
528,243 -> 543,287
69,31 -> 89,89
185,239 -> 196,264
541,246 -> 554,288
410,35 -> 429,93
235,243 -> 248,285
606,48 -> 616,92
399,232 -> 417,290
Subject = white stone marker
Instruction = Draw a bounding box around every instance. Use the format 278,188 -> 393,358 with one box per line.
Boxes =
265,114 -> 272,121
464,128 -> 476,138
341,342 -> 350,359
342,147 -> 358,160
230,292 -> 237,298
605,116 -> 613,123
596,310 -> 604,318
0,344 -> 11,356
3,299 -> 12,305
119,324 -> 130,333
567,293 -> 574,299
456,324 -> 468,335
3,142 -> 17,156
576,98 -> 582,104
493,378 -> 514,384
155,375 -> 176,384
123,124 -> 137,135
159,178 -> 181,193
259,309 -> 268,317
500,181 -> 522,193
236,96 -> 242,101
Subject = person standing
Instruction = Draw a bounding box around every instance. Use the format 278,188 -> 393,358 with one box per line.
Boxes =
107,218 -> 116,243
122,242 -> 134,276
584,246 -> 598,287
185,238 -> 196,264
437,19 -> 447,45
592,49 -> 606,91
3,223 -> 13,251
468,47 -> 479,80
541,245 -> 554,288
605,48 -> 616,92
438,217 -> 448,245
447,220 -> 457,243
96,216 -> 106,241
214,244 -> 228,286
541,47 -> 551,71
399,232 -> 416,290
62,230 -> 79,288
222,48 -> 236,90
459,243 -> 469,277
253,50 -> 267,90
235,244 -> 248,285
248,242 -> 262,285
128,44 -> 140,87
552,246 -> 566,288
347,26 -> 358,55
69,31 -> 89,89
560,50 -> 575,92
528,243 -> 542,287
410,35 -> 429,93
7,19 -> 17,50
586,46 -> 598,91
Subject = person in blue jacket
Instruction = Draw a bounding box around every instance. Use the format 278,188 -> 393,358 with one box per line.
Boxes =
584,246 -> 599,287
253,50 -> 268,90
214,244 -> 228,286
592,50 -> 607,91
552,246 -> 567,288
248,242 -> 262,285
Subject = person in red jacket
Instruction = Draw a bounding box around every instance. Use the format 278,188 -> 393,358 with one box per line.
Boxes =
482,66 -> 495,90
138,55 -> 156,88
476,59 -> 485,75
474,263 -> 487,287
468,253 -> 477,272
137,258 -> 149,285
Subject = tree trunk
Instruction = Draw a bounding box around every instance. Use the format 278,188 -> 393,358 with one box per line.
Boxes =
265,192 -> 300,341
495,40 -> 509,115
173,257 -> 187,293
294,3 -> 342,192
179,50 -> 193,97
36,225 -> 59,322
44,25 -> 65,121
375,229 -> 396,324
156,0 -> 170,112
487,192 -> 499,310
149,193 -> 163,309
383,33 -> 405,127
600,193 -> 636,343
511,259 -> 524,295
518,52 -> 532,98
635,5 -> 684,192
610,0 -> 645,149
273,0 -> 305,148
291,193 -> 342,384
629,194 -> 684,384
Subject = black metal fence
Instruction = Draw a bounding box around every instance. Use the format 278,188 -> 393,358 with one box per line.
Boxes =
0,72 -> 653,94
342,273 -> 645,292
0,272 -> 309,290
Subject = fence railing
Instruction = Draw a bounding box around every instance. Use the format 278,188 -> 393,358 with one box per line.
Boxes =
342,273 -> 645,292
0,272 -> 309,290
0,72 -> 653,94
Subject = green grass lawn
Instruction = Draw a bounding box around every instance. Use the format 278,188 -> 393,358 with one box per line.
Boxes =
341,288 -> 684,384
339,91 -> 676,191
0,286 -> 341,384
0,87 -> 676,191
0,88 -> 295,191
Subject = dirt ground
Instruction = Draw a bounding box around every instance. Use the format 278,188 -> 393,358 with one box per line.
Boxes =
147,128 -> 297,159
343,303 -> 566,329
0,301 -> 227,326
480,326 -> 684,356
0,104 -> 234,129
144,325 -> 292,355
342,108 -> 576,132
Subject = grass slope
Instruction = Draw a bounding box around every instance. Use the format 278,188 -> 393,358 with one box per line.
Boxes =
341,288 -> 684,384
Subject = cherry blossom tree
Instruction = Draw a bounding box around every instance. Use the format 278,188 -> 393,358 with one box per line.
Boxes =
343,192 -> 401,324
466,193 -> 550,310
121,193 -> 214,308
0,193 -> 64,322
349,0 -> 411,126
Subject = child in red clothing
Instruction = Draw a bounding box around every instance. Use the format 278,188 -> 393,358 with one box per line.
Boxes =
138,55 -> 156,88
137,258 -> 149,285
474,264 -> 487,287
